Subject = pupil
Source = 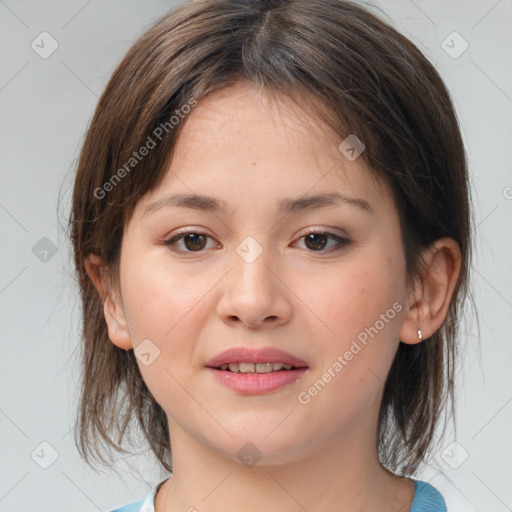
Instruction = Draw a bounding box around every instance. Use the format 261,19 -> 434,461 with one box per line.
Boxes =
185,233 -> 206,251
306,233 -> 327,250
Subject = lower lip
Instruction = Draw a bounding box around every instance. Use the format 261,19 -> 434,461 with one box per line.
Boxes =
206,367 -> 308,394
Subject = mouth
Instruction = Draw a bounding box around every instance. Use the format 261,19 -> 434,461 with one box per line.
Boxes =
205,346 -> 309,369
212,362 -> 307,373
205,347 -> 309,394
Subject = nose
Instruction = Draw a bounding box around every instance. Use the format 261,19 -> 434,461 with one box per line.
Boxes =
216,241 -> 293,329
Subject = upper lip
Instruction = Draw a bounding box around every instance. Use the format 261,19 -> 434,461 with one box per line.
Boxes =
205,347 -> 309,368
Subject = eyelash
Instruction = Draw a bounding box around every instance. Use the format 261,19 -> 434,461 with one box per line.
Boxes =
161,228 -> 351,254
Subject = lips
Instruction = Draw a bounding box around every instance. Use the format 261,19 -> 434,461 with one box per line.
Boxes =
205,347 -> 309,394
205,347 -> 309,369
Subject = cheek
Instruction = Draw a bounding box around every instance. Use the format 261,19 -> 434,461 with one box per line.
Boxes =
305,256 -> 403,344
295,265 -> 404,431
123,266 -> 209,409
299,249 -> 406,409
122,257 -> 204,339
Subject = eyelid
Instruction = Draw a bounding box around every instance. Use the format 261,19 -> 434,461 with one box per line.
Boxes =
292,227 -> 351,252
160,227 -> 219,251
294,226 -> 349,241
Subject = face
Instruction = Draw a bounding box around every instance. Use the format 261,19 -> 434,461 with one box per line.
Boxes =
111,82 -> 411,465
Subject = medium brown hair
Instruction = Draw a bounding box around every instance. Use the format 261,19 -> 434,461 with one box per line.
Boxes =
67,0 -> 473,476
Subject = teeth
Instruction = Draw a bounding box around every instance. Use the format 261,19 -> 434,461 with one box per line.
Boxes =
239,362 -> 256,373
219,362 -> 294,373
256,363 -> 273,373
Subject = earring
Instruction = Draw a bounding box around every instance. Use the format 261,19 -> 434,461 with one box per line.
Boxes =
417,329 -> 423,340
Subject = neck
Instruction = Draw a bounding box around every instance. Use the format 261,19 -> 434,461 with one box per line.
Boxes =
155,405 -> 415,512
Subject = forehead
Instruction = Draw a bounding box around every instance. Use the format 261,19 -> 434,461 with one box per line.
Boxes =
178,82 -> 339,153
135,82 -> 393,219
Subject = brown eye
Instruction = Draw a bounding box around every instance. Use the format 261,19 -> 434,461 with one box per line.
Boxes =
182,233 -> 207,251
295,230 -> 351,253
304,233 -> 329,251
163,231 -> 216,253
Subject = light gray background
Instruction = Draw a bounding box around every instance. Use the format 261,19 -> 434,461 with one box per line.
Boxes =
1,1 -> 511,511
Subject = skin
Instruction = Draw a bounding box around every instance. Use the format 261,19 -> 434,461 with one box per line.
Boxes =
86,82 -> 461,512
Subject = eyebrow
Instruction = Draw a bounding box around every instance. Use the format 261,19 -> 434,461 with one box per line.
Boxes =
142,192 -> 373,217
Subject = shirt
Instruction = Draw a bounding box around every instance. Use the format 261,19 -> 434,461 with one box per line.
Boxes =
109,478 -> 446,512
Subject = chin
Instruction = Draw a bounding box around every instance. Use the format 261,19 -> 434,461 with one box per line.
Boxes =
214,433 -> 311,468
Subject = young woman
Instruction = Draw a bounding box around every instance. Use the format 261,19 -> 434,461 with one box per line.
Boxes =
68,1 -> 472,510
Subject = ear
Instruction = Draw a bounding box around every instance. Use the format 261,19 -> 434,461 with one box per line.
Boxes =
84,253 -> 133,350
399,238 -> 462,344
